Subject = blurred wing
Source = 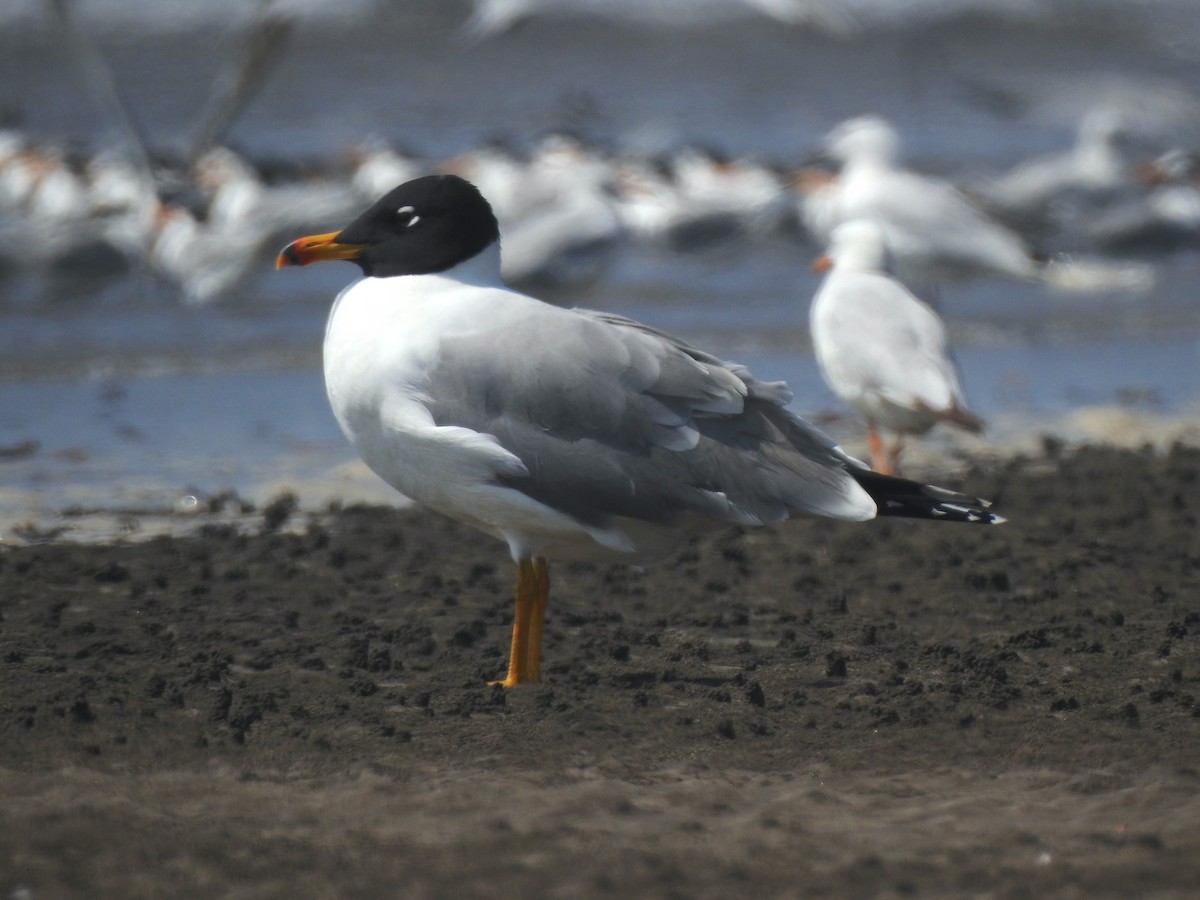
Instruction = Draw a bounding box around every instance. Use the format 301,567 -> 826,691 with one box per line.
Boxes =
866,170 -> 1034,275
186,3 -> 294,164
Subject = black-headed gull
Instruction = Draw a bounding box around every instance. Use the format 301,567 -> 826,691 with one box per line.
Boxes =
277,175 -> 1002,687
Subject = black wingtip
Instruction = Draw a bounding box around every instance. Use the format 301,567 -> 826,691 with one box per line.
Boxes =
850,468 -> 1005,525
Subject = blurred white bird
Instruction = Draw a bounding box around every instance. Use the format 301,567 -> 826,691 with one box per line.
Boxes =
614,150 -> 780,251
191,146 -> 267,229
613,157 -> 705,247
1081,148 -> 1200,251
983,108 -> 1134,225
0,142 -> 89,223
191,145 -> 357,238
0,136 -> 138,281
166,145 -> 361,302
85,150 -> 157,218
146,202 -> 262,304
461,0 -> 853,38
800,115 -> 1038,283
809,219 -> 984,476
348,136 -> 425,201
669,146 -> 790,236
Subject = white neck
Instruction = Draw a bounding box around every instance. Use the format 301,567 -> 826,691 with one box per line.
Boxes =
441,240 -> 505,288
831,245 -> 884,274
828,223 -> 890,274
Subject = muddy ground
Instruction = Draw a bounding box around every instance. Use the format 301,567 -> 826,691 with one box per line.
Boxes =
2,444 -> 1199,898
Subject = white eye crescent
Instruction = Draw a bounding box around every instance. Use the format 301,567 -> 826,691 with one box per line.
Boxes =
396,205 -> 420,227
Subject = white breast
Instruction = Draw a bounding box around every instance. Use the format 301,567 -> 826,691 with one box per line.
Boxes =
323,251 -> 520,494
321,248 -> 629,560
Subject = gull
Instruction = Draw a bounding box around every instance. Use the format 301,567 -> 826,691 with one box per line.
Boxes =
85,150 -> 157,219
276,174 -> 1002,687
612,156 -> 753,251
1082,148 -> 1200,252
669,146 -> 791,237
0,138 -> 135,281
146,202 -> 264,304
154,146 -> 358,303
460,0 -> 853,39
981,107 -> 1134,227
810,219 -> 984,476
799,115 -> 1037,283
191,145 -> 357,238
495,133 -> 623,290
349,137 -> 426,202
0,142 -> 89,223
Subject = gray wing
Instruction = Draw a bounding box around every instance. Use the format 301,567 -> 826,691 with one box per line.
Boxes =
876,172 -> 1035,276
424,305 -> 876,529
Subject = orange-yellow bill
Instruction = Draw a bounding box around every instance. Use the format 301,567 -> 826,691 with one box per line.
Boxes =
275,232 -> 367,269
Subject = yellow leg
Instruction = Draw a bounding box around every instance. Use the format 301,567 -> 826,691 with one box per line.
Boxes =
867,422 -> 893,475
525,559 -> 549,683
886,437 -> 906,477
490,557 -> 550,687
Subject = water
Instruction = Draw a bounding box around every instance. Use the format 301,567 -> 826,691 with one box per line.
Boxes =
0,0 -> 1198,537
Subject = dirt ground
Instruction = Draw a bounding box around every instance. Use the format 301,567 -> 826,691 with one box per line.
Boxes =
2,444 -> 1199,899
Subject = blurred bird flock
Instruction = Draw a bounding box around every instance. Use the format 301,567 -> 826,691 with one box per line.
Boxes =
0,0 -> 1198,534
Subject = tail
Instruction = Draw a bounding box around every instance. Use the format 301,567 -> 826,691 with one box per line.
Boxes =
850,468 -> 1005,525
939,402 -> 985,435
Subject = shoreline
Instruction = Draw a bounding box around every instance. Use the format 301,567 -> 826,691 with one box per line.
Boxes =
4,415 -> 1197,545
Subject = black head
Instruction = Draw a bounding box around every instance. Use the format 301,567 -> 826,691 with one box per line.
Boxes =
277,174 -> 499,277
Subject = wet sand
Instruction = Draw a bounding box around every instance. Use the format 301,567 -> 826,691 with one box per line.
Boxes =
2,444 -> 1199,898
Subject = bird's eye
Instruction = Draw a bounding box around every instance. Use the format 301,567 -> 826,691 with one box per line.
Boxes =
396,205 -> 421,227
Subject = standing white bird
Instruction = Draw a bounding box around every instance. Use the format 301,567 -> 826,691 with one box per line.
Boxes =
810,219 -> 984,476
276,175 -> 1002,687
800,115 -> 1037,283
